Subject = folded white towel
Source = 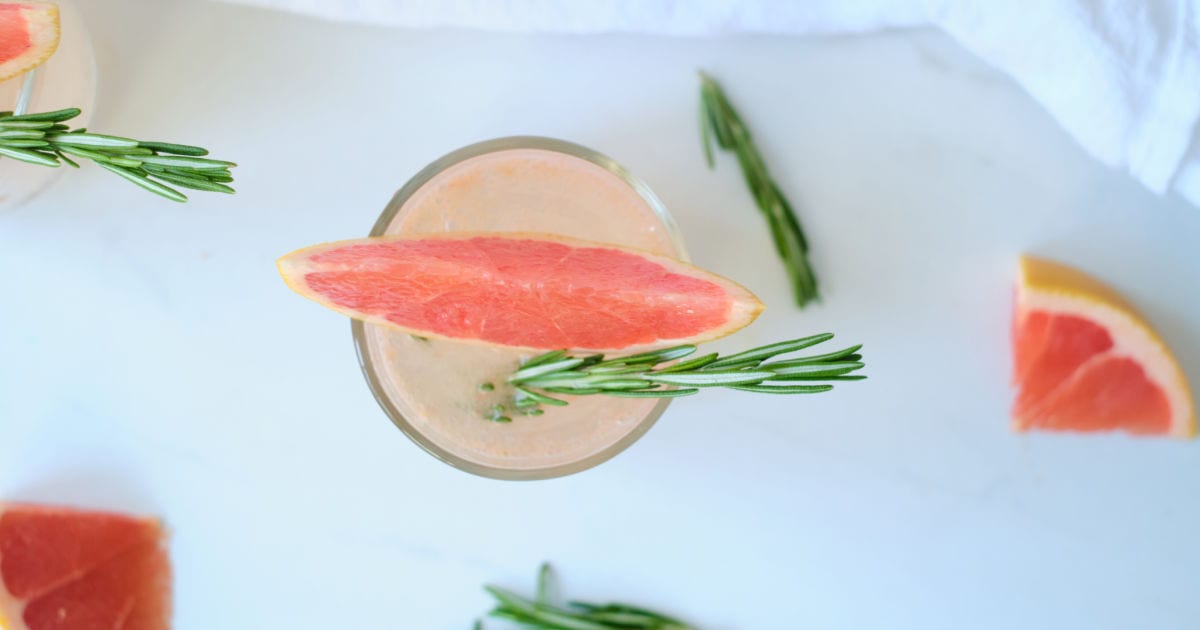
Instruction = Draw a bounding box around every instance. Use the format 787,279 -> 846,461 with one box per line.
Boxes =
933,0 -> 1200,205
216,0 -> 1200,206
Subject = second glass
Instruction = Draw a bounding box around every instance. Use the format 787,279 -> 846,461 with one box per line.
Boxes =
0,0 -> 96,211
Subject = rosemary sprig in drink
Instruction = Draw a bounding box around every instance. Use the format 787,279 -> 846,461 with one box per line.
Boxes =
492,333 -> 864,418
699,72 -> 818,308
0,108 -> 236,202
479,563 -> 694,629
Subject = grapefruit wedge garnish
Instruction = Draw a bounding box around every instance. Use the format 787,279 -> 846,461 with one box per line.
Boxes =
0,2 -> 59,83
278,233 -> 764,351
1012,255 -> 1196,438
0,503 -> 171,630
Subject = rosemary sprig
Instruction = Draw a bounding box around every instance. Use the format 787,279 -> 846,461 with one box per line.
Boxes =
479,563 -> 694,630
699,72 -> 818,308
496,333 -> 864,417
0,108 -> 236,202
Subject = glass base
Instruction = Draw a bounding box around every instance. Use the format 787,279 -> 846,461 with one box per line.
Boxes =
0,0 -> 96,211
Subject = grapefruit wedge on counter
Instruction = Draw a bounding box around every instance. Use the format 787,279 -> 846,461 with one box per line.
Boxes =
0,2 -> 59,83
278,233 -> 764,351
0,503 -> 171,630
1012,255 -> 1195,438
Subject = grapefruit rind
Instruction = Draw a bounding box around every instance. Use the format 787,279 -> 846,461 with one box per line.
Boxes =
1014,256 -> 1196,438
278,232 -> 765,352
0,3 -> 60,83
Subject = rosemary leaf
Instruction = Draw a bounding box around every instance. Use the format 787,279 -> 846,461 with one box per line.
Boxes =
730,383 -> 834,394
106,156 -> 145,168
138,154 -> 237,170
97,164 -> 188,202
0,145 -> 58,166
0,120 -> 56,129
704,333 -> 833,369
0,107 -> 80,122
109,147 -> 155,157
55,144 -> 120,164
761,361 -> 865,378
543,387 -> 606,395
55,151 -> 80,168
515,387 -> 569,407
138,141 -> 209,156
699,359 -> 763,371
590,378 -> 655,390
764,343 -> 862,366
588,363 -> 659,375
149,170 -> 236,194
522,376 -> 638,391
0,129 -> 44,139
45,133 -> 138,148
592,345 -> 695,368
511,358 -> 586,382
569,602 -> 690,627
605,388 -> 698,398
645,370 -> 775,387
654,352 -> 719,373
0,139 -> 49,148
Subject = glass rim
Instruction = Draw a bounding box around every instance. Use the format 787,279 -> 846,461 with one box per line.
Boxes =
351,136 -> 688,480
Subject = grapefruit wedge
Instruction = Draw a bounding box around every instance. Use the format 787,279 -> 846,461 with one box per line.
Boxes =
1012,255 -> 1195,438
0,2 -> 59,83
278,233 -> 764,351
0,503 -> 171,630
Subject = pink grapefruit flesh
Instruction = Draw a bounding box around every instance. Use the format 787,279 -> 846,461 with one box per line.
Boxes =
0,3 -> 59,83
278,233 -> 764,351
1012,255 -> 1195,437
0,503 -> 171,630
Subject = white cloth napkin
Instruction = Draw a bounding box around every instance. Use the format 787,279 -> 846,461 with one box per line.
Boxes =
217,0 -> 1200,206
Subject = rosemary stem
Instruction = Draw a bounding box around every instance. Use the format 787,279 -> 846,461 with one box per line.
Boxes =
495,335 -> 865,417
0,106 -> 235,202
699,71 -> 820,308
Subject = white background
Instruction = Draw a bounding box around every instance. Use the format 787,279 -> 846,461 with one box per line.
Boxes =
2,0 -> 1198,628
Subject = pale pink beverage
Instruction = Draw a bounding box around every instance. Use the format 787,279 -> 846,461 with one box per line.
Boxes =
355,138 -> 687,479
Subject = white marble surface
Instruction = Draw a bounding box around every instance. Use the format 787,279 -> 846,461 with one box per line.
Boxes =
1,1 -> 1198,628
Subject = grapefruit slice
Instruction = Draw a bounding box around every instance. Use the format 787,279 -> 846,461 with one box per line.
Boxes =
0,503 -> 171,630
0,2 -> 59,83
278,233 -> 764,351
1012,255 -> 1195,437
